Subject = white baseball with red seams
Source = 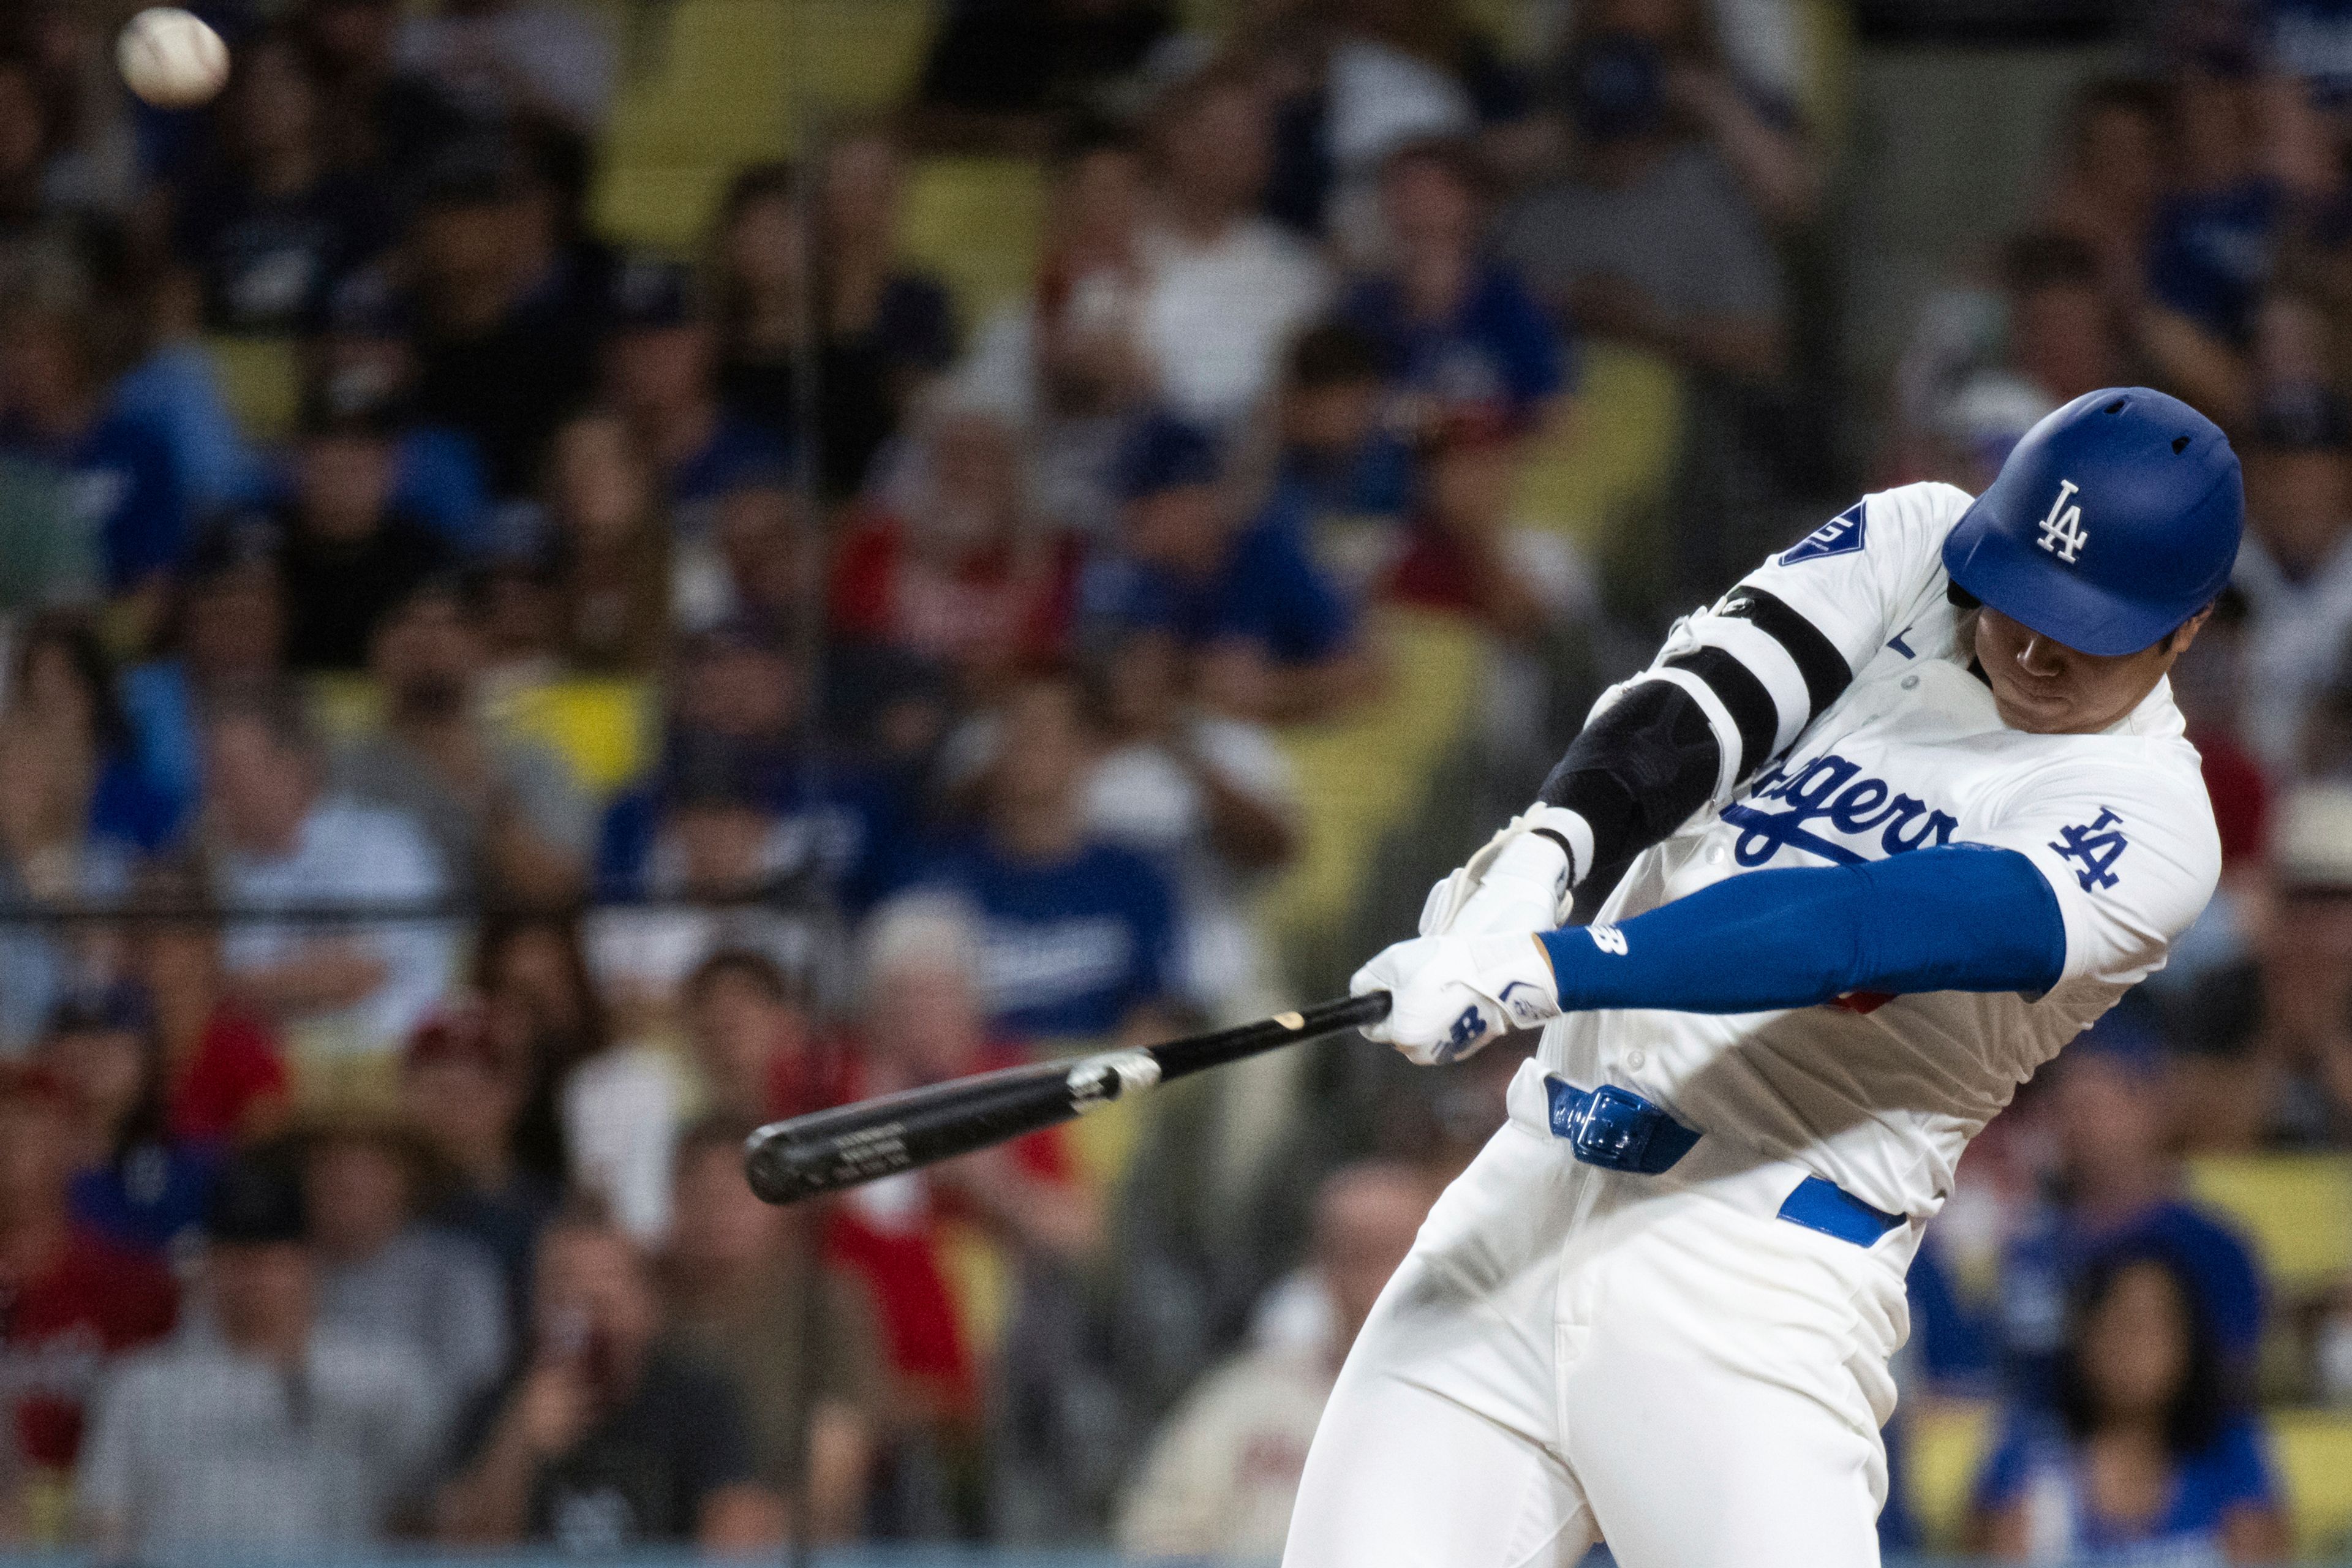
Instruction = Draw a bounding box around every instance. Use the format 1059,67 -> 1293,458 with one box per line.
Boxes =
1283,480 -> 2220,1567
116,9 -> 230,110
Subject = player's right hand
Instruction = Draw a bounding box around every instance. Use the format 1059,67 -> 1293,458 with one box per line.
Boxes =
1420,805 -> 1591,937
1351,932 -> 1561,1065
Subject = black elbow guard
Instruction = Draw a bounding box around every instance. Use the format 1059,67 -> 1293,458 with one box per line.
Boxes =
1537,682 -> 1723,872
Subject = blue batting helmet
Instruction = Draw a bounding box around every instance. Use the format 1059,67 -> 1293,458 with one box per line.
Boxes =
1941,387 -> 2242,657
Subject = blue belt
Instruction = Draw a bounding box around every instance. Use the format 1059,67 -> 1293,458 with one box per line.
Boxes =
1542,1078 -> 1905,1250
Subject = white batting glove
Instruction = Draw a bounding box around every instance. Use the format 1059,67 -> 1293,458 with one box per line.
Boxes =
1419,805 -> 1596,938
1351,932 -> 1562,1066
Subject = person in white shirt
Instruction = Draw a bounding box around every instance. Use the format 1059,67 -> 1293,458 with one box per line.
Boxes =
202,690 -> 454,1063
1117,1161 -> 1441,1559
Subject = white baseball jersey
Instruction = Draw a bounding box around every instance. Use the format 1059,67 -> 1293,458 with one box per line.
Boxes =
1544,480 -> 2221,1221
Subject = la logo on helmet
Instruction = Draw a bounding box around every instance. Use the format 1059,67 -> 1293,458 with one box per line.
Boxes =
2036,478 -> 2087,564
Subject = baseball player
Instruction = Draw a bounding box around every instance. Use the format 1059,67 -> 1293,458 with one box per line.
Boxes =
1282,388 -> 2242,1568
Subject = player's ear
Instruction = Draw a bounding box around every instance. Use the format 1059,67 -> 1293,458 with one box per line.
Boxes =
2163,603 -> 2216,657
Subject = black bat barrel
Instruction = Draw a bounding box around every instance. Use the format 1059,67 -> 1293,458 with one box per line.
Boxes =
744,991 -> 1392,1205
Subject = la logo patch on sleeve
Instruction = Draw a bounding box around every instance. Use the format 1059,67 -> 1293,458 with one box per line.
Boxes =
1779,502 -> 1866,565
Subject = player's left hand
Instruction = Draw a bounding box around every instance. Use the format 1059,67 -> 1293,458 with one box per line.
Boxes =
1351,932 -> 1562,1065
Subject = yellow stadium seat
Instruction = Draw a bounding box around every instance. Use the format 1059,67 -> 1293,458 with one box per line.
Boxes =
2273,1409 -> 2352,1558
1267,609 -> 1485,951
1511,342 -> 1686,559
203,335 -> 304,442
1903,1398 -> 1996,1550
491,678 -> 656,796
2185,1153 -> 2352,1296
592,160 -> 741,252
785,0 -> 935,121
897,157 -> 1049,322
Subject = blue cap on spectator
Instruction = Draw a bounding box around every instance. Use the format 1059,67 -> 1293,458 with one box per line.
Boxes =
609,256 -> 704,331
1566,33 -> 1666,145
2065,1002 -> 2166,1081
1111,412 -> 1221,501
45,982 -> 153,1038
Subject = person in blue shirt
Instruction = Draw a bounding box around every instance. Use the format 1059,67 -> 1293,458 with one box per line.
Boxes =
898,671 -> 1180,1042
0,304 -> 188,622
1340,137 -> 1576,430
1996,1009 -> 2268,1399
1967,1245 -> 2289,1562
37,986 -> 219,1263
1270,322 -> 1415,524
1082,413 -> 1371,724
603,257 -> 789,536
595,624 -> 907,912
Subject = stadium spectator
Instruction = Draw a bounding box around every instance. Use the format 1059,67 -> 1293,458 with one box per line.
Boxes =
407,141 -> 607,499
673,478 -> 810,639
135,866 -> 292,1147
832,404 -> 1079,695
6,609 -> 176,854
712,145 -> 957,500
1379,403 -> 1595,645
1085,412 -> 1370,725
78,1155 -> 445,1555
0,710 -> 135,1054
121,537 -> 288,833
680,948 -> 836,1125
1082,625 -> 1300,1020
439,1202 -> 780,1550
200,690 -> 455,1071
594,624 -> 907,908
401,1000 -> 560,1330
2137,54 -> 2281,427
1268,321 -> 1412,527
2234,396 -> 2352,775
604,257 -> 786,535
172,29 -> 394,335
1114,1160 -> 1438,1558
1025,120 -> 1152,424
906,673 -> 1180,1040
395,0 -> 619,140
296,0 -> 472,181
270,388 -> 458,673
911,0 -> 1175,154
1496,29 -> 1785,381
37,985 -> 217,1261
2031,78 -> 2171,315
0,295 -> 187,624
1340,138 -> 1575,432
2216,786 -> 2352,1148
533,408 -> 673,674
312,266 -> 498,549
299,1105 -> 510,1414
1983,1012 -> 2267,1401
0,1063 -> 176,1541
1135,65 -> 1331,429
660,1117 -> 888,1537
334,578 -> 594,903
824,896 -> 1100,1423
1967,1247 -> 2289,1562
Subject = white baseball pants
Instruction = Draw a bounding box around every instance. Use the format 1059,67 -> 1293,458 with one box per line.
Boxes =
1283,1061 -> 1916,1568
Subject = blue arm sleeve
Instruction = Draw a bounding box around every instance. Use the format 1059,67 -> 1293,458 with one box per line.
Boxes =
1536,845 -> 2067,1013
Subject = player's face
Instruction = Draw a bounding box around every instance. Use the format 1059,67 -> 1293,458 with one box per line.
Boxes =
1972,605 -> 2207,735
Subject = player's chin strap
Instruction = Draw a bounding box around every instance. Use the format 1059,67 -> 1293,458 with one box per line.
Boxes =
1420,804 -> 1597,937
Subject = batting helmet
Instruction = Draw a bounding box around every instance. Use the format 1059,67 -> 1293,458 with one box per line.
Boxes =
1941,387 -> 2242,657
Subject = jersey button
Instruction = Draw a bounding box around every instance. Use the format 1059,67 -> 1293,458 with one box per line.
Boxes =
1708,844 -> 1727,865
1901,674 -> 1921,690
1626,1050 -> 1647,1070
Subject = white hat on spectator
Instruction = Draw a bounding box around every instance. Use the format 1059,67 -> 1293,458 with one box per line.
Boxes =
861,892 -> 984,989
2271,785 -> 2352,891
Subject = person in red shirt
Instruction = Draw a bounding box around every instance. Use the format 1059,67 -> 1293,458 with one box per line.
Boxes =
829,408 -> 1079,696
135,870 -> 290,1146
1380,404 -> 1591,644
0,1065 -> 176,1536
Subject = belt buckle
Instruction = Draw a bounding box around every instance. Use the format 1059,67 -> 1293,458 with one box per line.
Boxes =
1570,1084 -> 1656,1170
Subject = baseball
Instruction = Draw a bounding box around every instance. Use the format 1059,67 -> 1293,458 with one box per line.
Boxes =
116,9 -> 230,110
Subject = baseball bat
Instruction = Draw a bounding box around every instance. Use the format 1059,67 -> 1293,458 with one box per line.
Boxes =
744,990 -> 1393,1205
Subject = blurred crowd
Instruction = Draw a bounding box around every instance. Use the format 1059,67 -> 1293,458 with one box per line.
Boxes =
0,0 -> 2349,1561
